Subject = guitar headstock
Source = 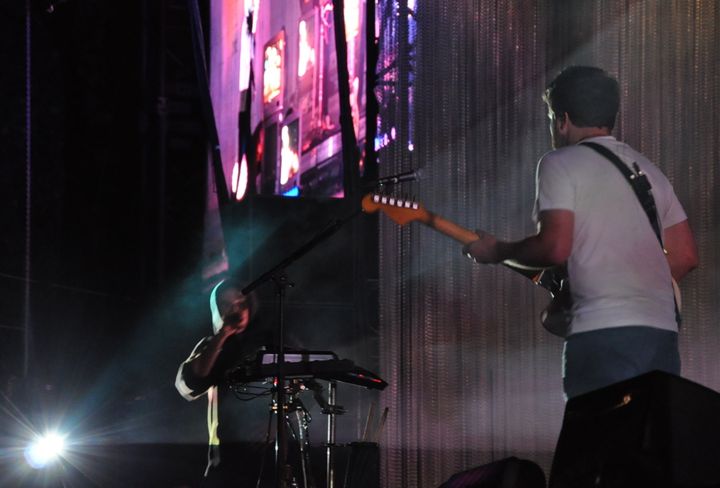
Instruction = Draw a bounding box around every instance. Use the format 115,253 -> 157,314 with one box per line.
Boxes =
361,193 -> 430,226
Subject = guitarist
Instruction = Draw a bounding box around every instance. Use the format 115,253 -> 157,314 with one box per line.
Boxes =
463,66 -> 698,400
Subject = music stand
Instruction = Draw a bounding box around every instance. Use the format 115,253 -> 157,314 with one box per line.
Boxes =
241,208 -> 361,488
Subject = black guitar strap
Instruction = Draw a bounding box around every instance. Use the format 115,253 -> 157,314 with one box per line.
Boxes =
581,141 -> 681,325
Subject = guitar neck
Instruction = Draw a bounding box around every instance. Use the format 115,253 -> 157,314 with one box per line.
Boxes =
360,193 -> 543,282
423,212 -> 541,281
423,211 -> 479,246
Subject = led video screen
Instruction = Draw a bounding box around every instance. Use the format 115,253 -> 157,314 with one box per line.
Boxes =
256,0 -> 367,198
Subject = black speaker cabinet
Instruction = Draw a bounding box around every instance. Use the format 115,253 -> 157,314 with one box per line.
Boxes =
343,442 -> 379,488
549,371 -> 720,488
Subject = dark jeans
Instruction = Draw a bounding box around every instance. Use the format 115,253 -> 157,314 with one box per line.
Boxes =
562,325 -> 680,400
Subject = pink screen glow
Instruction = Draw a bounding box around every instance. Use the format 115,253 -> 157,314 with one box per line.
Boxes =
263,33 -> 284,105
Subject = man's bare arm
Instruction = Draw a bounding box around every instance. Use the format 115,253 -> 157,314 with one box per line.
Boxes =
663,220 -> 698,282
465,209 -> 574,268
189,326 -> 236,378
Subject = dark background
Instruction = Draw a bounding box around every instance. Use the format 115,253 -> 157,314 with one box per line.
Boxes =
1,1 -> 379,485
1,0 -> 206,413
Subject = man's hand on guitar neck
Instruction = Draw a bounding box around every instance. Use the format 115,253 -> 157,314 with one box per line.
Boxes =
462,209 -> 574,268
462,230 -> 500,264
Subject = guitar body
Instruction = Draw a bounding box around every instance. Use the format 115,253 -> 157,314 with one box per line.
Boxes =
534,267 -> 572,337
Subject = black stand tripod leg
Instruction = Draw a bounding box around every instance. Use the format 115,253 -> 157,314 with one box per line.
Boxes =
326,381 -> 337,488
293,405 -> 316,488
256,396 -> 279,488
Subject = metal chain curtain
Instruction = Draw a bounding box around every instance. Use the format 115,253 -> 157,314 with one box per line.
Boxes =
377,1 -> 720,486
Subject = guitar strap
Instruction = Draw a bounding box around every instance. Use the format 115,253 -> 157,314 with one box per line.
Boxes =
581,141 -> 681,325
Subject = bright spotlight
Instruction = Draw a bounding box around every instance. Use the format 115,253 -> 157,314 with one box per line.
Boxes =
24,432 -> 66,469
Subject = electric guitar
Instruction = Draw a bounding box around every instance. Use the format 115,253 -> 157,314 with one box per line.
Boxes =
362,193 -> 683,338
361,193 -> 573,337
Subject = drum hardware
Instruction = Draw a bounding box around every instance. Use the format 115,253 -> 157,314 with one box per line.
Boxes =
238,204 -> 383,487
228,350 -> 385,488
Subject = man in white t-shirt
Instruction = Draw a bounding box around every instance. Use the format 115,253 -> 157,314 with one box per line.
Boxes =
464,66 -> 698,399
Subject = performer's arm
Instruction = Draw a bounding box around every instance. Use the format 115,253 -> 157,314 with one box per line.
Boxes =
175,323 -> 246,400
663,219 -> 699,282
175,337 -> 214,400
464,209 -> 574,267
188,326 -> 237,378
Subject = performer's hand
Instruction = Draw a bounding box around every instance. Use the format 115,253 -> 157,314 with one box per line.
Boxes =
220,308 -> 250,336
462,230 -> 500,264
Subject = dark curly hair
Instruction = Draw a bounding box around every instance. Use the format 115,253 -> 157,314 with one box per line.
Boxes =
543,66 -> 620,130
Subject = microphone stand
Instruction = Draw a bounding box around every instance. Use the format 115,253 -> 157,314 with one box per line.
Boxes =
242,207 -> 362,488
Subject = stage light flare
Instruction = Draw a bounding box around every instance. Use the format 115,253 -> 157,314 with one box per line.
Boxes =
344,0 -> 361,40
24,432 -> 66,469
231,160 -> 239,193
235,155 -> 249,201
250,0 -> 261,34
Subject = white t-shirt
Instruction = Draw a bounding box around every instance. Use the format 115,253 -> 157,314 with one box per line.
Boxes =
533,136 -> 687,335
